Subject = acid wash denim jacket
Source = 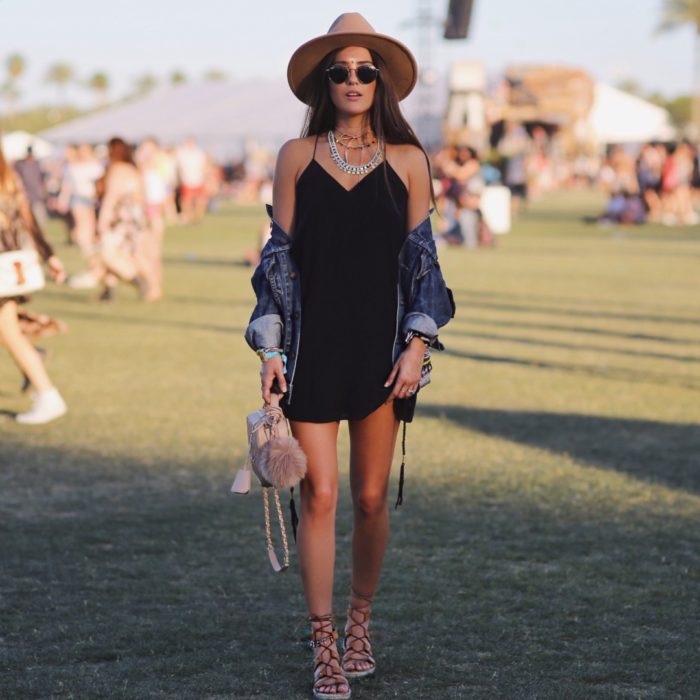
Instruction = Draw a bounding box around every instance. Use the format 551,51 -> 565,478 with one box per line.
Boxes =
244,204 -> 456,406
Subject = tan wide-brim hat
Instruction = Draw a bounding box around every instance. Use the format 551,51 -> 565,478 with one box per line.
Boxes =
287,13 -> 418,105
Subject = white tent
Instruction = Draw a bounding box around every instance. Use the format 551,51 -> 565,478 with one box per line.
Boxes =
1,130 -> 55,161
587,83 -> 676,145
39,81 -> 308,161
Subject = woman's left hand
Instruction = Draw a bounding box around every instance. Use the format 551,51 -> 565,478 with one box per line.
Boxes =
384,338 -> 425,402
47,256 -> 66,284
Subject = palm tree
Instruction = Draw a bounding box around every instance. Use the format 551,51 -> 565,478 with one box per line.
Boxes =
4,53 -> 25,117
86,71 -> 110,108
170,70 -> 187,85
133,73 -> 158,96
659,0 -> 700,134
45,62 -> 74,104
203,68 -> 228,82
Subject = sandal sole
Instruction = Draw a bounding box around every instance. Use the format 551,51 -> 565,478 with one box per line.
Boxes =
343,666 -> 375,679
313,689 -> 352,700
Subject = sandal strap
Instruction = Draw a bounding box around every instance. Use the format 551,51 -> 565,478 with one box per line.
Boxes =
309,619 -> 348,692
343,603 -> 375,667
308,629 -> 339,648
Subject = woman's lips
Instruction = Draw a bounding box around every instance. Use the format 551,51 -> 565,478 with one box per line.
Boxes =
345,92 -> 362,100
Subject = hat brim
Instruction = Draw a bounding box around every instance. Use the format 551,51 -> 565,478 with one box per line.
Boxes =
287,32 -> 418,105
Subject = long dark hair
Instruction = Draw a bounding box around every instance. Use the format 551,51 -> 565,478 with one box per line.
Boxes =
299,48 -> 436,208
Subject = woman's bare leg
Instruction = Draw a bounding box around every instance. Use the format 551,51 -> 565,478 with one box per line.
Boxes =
0,300 -> 53,392
348,401 -> 399,599
290,419 -> 350,696
290,419 -> 341,616
345,400 -> 400,672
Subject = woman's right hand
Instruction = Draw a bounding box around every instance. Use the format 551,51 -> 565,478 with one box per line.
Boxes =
260,354 -> 287,404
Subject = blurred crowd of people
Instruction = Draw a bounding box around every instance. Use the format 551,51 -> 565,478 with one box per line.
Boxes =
597,142 -> 699,226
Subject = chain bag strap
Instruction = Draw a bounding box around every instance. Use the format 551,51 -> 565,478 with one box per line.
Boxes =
231,393 -> 307,573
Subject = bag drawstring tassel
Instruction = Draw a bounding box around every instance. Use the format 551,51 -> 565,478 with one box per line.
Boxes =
395,420 -> 407,509
290,486 -> 299,541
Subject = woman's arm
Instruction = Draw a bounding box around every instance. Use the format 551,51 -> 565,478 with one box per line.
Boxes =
255,139 -> 304,403
272,139 -> 304,235
14,174 -> 65,282
385,146 -> 435,401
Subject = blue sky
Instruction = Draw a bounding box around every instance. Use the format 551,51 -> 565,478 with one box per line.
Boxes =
1,0 -> 693,108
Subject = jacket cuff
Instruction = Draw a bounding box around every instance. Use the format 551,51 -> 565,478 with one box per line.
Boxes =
245,313 -> 283,351
401,312 -> 444,350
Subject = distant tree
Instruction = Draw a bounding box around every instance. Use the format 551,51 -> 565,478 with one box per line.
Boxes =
86,71 -> 110,107
133,73 -> 158,96
45,62 -> 74,103
616,78 -> 642,96
666,95 -> 693,126
658,0 -> 700,133
3,53 -> 26,117
170,70 -> 187,85
203,68 -> 228,82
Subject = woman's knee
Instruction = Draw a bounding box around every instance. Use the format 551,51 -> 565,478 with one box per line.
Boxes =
354,488 -> 388,518
302,483 -> 337,518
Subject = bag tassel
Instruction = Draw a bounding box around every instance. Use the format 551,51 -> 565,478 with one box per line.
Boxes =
394,420 -> 407,509
290,486 -> 299,542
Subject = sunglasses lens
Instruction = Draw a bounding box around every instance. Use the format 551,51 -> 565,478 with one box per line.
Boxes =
357,66 -> 378,84
327,66 -> 349,84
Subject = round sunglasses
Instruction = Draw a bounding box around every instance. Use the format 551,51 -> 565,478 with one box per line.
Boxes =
325,64 -> 379,85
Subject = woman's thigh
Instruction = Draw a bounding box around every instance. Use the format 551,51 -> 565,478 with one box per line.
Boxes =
348,401 -> 400,496
289,420 -> 341,493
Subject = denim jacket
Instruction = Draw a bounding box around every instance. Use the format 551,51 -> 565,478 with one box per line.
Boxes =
245,204 -> 455,405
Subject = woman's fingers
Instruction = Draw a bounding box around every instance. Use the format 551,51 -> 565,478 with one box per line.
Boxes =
384,360 -> 400,389
275,364 -> 288,394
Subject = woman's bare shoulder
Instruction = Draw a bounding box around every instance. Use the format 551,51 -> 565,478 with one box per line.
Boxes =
277,136 -> 318,173
389,143 -> 428,169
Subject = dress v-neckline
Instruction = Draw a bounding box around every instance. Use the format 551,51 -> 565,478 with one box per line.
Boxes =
309,158 -> 383,193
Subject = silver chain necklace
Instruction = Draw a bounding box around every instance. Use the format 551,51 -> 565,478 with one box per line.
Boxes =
327,130 -> 383,176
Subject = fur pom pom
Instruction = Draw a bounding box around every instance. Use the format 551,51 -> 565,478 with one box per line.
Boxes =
260,436 -> 308,489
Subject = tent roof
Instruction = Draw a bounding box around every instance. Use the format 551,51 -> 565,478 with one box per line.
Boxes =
39,81 -> 308,160
587,83 -> 676,144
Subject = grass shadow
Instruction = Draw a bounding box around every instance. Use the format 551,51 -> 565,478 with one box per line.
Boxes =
417,403 -> 700,494
444,347 -> 700,392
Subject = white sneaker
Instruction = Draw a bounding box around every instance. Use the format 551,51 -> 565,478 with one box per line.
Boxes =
16,388 -> 67,425
67,271 -> 98,289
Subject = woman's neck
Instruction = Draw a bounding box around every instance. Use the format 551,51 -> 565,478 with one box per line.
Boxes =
334,114 -> 372,136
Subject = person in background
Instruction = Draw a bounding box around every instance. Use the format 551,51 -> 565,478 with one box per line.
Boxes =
95,137 -> 150,302
0,144 -> 68,424
499,121 -> 530,216
136,138 -> 167,300
175,137 -> 208,223
59,143 -> 104,289
14,146 -> 49,231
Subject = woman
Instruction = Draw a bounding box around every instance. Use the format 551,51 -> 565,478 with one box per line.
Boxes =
60,143 -> 104,289
95,138 -> 150,301
245,13 -> 454,700
136,137 -> 168,300
0,144 -> 67,424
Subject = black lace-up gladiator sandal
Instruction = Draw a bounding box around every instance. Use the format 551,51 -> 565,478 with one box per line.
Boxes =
341,590 -> 376,679
308,614 -> 351,700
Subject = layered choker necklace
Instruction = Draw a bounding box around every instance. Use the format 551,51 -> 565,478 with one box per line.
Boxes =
328,129 -> 383,176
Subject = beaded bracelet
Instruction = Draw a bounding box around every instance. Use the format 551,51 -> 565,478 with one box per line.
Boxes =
405,330 -> 432,347
256,347 -> 283,362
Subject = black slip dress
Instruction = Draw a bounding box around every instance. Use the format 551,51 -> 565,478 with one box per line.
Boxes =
282,136 -> 408,423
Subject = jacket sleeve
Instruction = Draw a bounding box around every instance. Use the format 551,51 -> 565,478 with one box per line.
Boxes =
401,218 -> 456,350
244,243 -> 284,352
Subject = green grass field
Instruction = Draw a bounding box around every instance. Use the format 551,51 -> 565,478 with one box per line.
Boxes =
1,191 -> 699,699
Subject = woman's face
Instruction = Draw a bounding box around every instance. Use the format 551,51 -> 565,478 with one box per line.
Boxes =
327,46 -> 377,118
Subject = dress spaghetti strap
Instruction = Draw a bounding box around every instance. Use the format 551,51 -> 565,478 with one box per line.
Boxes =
311,134 -> 319,163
